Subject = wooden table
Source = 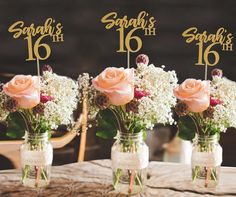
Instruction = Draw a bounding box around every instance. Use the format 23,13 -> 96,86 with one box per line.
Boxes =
0,160 -> 236,197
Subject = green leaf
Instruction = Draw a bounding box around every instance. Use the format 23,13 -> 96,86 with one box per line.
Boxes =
6,112 -> 26,139
96,130 -> 116,139
32,117 -> 51,134
142,130 -> 147,140
133,119 -> 145,134
95,109 -> 118,139
178,116 -> 196,141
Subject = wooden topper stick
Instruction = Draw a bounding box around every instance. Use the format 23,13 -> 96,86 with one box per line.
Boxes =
37,58 -> 40,77
34,58 -> 41,187
205,63 -> 208,80
78,94 -> 88,162
127,50 -> 130,68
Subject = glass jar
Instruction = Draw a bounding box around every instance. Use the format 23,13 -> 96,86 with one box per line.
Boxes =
20,131 -> 53,188
111,132 -> 149,195
191,134 -> 222,188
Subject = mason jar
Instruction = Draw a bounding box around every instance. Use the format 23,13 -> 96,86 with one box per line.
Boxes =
111,132 -> 149,195
191,134 -> 222,188
20,131 -> 53,188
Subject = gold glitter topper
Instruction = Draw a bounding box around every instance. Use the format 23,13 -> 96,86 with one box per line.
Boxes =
182,27 -> 234,79
101,11 -> 157,53
8,18 -> 64,61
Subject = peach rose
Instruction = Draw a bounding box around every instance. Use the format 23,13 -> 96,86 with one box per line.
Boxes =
3,75 -> 40,109
174,79 -> 210,113
92,67 -> 134,106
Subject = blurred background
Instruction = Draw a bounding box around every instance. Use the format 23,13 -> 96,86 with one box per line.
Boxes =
0,0 -> 236,169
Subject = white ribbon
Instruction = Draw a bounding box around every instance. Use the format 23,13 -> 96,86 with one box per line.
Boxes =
111,146 -> 149,170
192,146 -> 222,167
21,149 -> 53,166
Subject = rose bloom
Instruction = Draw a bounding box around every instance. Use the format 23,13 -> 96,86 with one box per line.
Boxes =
174,79 -> 210,113
3,75 -> 40,109
92,67 -> 134,106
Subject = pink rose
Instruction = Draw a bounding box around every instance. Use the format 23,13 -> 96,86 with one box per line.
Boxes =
3,75 -> 40,109
92,67 -> 134,106
174,79 -> 210,113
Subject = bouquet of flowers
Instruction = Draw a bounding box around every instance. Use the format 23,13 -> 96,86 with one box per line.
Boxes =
174,68 -> 236,187
78,54 -> 177,137
0,65 -> 79,137
174,69 -> 236,139
0,65 -> 79,187
78,54 -> 178,194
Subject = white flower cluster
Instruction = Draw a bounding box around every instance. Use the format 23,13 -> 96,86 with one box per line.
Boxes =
210,76 -> 236,132
41,71 -> 79,129
0,91 -> 9,121
135,64 -> 178,129
78,73 -> 99,120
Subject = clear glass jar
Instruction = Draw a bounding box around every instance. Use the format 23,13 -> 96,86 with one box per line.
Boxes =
111,132 -> 149,195
191,134 -> 222,188
20,131 -> 53,188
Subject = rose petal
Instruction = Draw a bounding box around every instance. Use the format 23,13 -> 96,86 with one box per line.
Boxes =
174,79 -> 210,113
92,67 -> 134,106
3,75 -> 40,109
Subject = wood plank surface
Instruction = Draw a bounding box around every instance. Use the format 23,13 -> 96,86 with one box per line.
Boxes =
0,160 -> 236,197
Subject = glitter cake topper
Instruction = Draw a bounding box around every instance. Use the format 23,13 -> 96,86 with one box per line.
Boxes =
182,27 -> 233,79
101,11 -> 157,53
8,18 -> 64,61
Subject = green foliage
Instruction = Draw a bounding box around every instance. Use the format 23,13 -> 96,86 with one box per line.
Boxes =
95,108 -> 148,139
125,116 -> 146,138
130,117 -> 146,134
178,116 -> 196,141
142,130 -> 147,140
5,110 -> 51,139
96,109 -> 118,139
31,116 -> 51,134
5,112 -> 26,138
203,121 -> 221,136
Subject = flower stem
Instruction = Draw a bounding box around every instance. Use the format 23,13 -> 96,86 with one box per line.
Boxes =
109,108 -> 122,133
128,170 -> 135,194
113,169 -> 122,188
189,115 -> 199,134
135,173 -> 143,190
41,168 -> 48,181
35,166 -> 40,187
17,111 -> 30,133
22,165 -> 30,182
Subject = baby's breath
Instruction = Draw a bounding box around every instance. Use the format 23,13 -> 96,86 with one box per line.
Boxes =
0,91 -> 9,121
41,71 -> 79,129
209,77 -> 236,131
135,64 -> 178,129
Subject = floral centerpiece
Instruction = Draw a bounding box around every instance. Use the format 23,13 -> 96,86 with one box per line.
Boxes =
78,54 -> 178,195
174,69 -> 236,187
0,65 -> 79,187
